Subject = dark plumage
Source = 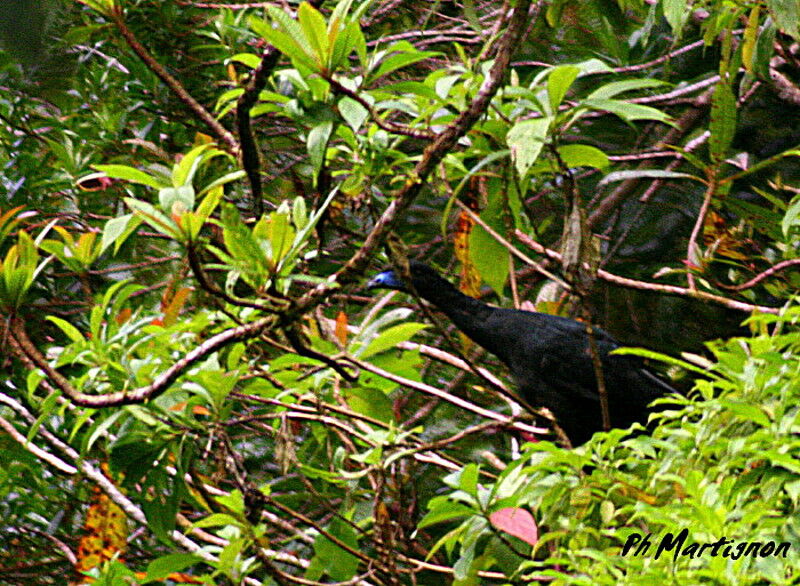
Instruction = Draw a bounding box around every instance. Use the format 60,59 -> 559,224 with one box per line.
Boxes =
367,261 -> 677,445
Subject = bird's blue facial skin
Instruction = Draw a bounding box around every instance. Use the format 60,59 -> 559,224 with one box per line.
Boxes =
367,270 -> 404,290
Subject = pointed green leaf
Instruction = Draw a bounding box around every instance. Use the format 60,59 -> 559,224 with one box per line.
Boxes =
547,65 -> 580,113
292,196 -> 308,232
251,17 -> 318,71
46,316 -> 85,344
369,50 -> 440,82
221,203 -> 270,281
361,323 -> 427,358
331,20 -> 362,70
173,144 -> 223,187
297,1 -> 329,67
507,118 -> 551,178
338,97 -> 368,131
709,80 -> 737,164
663,0 -> 688,35
124,198 -> 181,239
583,99 -> 673,124
307,121 -> 334,180
587,79 -> 668,100
557,144 -> 609,170
94,164 -> 165,189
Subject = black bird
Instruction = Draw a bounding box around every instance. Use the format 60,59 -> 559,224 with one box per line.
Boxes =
367,261 -> 677,445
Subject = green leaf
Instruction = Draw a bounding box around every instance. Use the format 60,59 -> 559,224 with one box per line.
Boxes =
94,164 -> 165,189
586,78 -> 668,100
338,96 -> 368,131
344,386 -> 394,422
767,0 -> 799,41
28,391 -> 62,444
125,198 -> 181,239
557,144 -> 609,170
198,170 -> 246,197
265,6 -> 310,53
297,1 -> 329,68
753,18 -> 776,78
507,117 -> 551,178
173,144 -> 220,187
252,16 -> 318,71
547,65 -> 580,113
709,80 -> 737,164
418,500 -> 474,529
145,554 -> 202,583
719,400 -> 771,427
265,210 -> 295,267
0,205 -> 24,248
370,50 -> 439,82
0,231 -> 38,309
662,0 -> 688,35
309,517 -> 360,582
741,5 -> 761,73
307,120 -> 334,180
195,185 -> 225,222
46,316 -> 85,344
582,99 -> 672,124
101,213 -> 141,255
782,197 -> 800,237
469,190 -> 510,296
460,463 -> 479,497
191,513 -> 240,529
84,410 -> 125,453
611,347 -> 716,378
221,203 -> 270,275
230,53 -> 261,69
292,196 -> 308,232
290,186 -> 339,256
361,323 -> 427,358
331,20 -> 361,70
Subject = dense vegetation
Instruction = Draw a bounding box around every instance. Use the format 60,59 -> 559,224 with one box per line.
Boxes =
1,0 -> 799,584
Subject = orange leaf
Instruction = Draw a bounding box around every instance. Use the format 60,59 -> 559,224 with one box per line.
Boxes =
335,311 -> 348,346
115,307 -> 132,325
162,287 -> 193,327
75,464 -> 129,577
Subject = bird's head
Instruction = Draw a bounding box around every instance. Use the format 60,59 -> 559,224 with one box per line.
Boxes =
366,267 -> 407,291
367,261 -> 441,292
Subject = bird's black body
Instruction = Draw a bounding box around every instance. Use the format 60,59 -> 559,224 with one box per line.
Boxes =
368,262 -> 676,445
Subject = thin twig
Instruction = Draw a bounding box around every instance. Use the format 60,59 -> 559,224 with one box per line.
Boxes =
514,230 -> 780,314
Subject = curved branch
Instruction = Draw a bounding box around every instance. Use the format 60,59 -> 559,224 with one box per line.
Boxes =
7,313 -> 276,407
716,258 -> 800,291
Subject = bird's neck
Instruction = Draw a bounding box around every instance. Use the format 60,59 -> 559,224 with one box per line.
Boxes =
414,276 -> 497,345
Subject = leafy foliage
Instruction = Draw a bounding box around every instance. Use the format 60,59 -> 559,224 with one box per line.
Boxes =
1,0 -> 800,584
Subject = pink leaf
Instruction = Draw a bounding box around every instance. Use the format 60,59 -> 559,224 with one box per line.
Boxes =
489,507 -> 538,547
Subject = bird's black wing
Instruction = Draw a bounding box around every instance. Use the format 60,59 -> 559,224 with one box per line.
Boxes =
479,309 -> 673,442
